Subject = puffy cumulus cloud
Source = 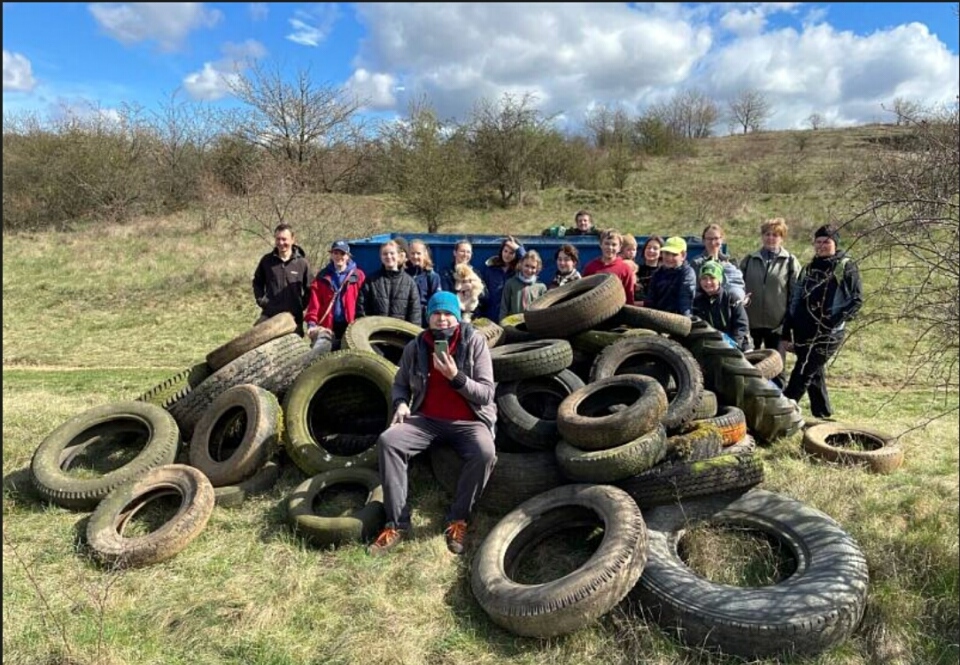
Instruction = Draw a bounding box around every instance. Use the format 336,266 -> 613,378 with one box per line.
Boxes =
287,4 -> 340,47
351,3 -> 711,123
88,2 -> 222,52
345,68 -> 397,110
3,49 -> 36,91
717,3 -> 801,37
183,39 -> 267,101
702,20 -> 959,130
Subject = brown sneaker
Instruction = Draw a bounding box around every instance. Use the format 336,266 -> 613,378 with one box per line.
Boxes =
444,520 -> 467,555
368,525 -> 406,556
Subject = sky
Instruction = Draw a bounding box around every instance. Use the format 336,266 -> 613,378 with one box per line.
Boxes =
3,2 -> 959,133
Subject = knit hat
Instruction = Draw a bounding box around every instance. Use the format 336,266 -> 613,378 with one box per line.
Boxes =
661,236 -> 687,255
814,224 -> 840,245
699,261 -> 725,282
426,291 -> 462,322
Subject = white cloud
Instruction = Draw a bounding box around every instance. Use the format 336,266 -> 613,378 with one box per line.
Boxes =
287,4 -> 339,47
88,2 -> 222,52
248,2 -> 268,22
183,39 -> 267,101
3,49 -> 36,91
349,3 -> 958,132
345,68 -> 397,110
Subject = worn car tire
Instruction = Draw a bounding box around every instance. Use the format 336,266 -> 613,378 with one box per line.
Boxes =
341,316 -> 422,365
491,339 -> 573,382
496,369 -> 584,451
86,464 -> 214,568
555,425 -> 668,483
214,459 -> 281,508
287,467 -> 386,548
634,489 -> 869,659
557,375 -> 667,450
283,350 -> 396,476
616,453 -> 764,509
744,349 -> 785,381
189,384 -> 282,486
31,401 -> 180,511
135,361 -> 212,411
471,483 -> 647,638
206,312 -> 298,371
802,423 -> 904,474
523,274 -> 626,338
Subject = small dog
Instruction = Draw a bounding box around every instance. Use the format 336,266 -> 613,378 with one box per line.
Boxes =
453,264 -> 485,322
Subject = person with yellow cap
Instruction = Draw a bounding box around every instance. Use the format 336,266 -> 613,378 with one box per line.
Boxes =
644,236 -> 697,316
693,261 -> 752,351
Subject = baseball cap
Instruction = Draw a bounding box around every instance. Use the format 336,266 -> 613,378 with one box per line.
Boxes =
660,237 -> 687,255
330,240 -> 351,254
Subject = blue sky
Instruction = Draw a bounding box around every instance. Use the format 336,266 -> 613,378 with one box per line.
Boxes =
3,2 -> 958,132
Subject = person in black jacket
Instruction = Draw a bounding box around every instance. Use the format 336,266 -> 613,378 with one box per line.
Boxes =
357,240 -> 422,325
405,239 -> 442,327
252,223 -> 313,335
693,261 -> 752,351
780,224 -> 863,420
645,236 -> 697,316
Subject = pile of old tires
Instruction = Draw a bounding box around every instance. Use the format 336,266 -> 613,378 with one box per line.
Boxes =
27,275 -> 880,660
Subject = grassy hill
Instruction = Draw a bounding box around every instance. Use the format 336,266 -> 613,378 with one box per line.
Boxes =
3,124 -> 957,665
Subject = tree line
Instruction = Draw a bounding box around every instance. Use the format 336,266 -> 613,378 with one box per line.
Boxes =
2,61 -> 793,232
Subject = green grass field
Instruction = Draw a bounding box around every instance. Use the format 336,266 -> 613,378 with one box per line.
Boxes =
3,125 -> 958,665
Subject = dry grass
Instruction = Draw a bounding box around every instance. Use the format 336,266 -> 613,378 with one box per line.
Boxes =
3,124 -> 958,665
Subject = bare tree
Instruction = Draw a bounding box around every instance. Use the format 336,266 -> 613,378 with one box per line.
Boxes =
583,105 -> 639,189
377,98 -> 477,232
807,112 -> 826,130
843,102 -> 959,420
890,97 -> 922,126
467,92 -> 558,207
669,88 -> 719,139
727,88 -> 772,135
228,60 -> 369,192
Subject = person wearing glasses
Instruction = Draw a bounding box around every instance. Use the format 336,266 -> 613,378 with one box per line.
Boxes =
690,224 -> 747,303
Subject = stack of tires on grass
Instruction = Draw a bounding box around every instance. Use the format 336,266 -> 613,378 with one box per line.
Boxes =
27,273 -> 899,660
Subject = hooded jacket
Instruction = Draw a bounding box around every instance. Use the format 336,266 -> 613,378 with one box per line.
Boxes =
782,251 -> 863,342
252,244 -> 313,325
304,260 -> 364,330
693,287 -> 752,351
392,323 -> 497,433
646,262 -> 697,316
405,264 -> 442,326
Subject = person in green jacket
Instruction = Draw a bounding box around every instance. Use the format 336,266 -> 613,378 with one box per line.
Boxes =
500,250 -> 547,320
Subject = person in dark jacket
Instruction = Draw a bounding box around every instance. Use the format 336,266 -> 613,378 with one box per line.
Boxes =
645,236 -> 697,316
367,291 -> 497,557
252,223 -> 313,335
440,240 -> 475,292
405,239 -> 442,327
693,261 -> 752,351
305,240 -> 364,347
635,235 -> 662,305
690,223 -> 747,303
549,244 -> 582,289
780,224 -> 863,420
565,209 -> 601,236
479,236 -> 525,323
357,240 -> 422,325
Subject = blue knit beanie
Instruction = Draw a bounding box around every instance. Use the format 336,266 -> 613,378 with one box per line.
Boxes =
426,291 -> 461,322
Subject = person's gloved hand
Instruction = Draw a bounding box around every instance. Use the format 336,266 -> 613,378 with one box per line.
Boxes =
391,402 -> 410,426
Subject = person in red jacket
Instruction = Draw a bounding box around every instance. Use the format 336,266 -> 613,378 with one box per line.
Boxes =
582,228 -> 636,304
304,240 -> 365,348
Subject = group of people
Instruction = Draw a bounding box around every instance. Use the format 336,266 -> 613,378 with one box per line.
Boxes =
252,214 -> 863,557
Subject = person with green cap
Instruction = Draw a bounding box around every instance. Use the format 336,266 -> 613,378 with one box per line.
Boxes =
645,236 -> 697,316
693,260 -> 752,351
368,290 -> 497,558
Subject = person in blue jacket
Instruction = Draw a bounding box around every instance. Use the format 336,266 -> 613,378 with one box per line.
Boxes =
405,239 -> 442,327
478,235 -> 525,323
645,236 -> 697,317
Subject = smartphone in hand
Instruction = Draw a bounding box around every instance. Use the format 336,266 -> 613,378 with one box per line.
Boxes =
434,340 -> 449,357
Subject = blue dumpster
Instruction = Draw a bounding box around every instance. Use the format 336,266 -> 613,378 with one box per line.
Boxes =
345,233 -> 715,285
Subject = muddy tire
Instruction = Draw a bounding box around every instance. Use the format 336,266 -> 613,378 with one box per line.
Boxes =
496,369 -> 584,451
616,453 -> 764,509
188,384 -> 282,486
471,483 -> 647,638
611,305 -> 693,337
556,425 -> 668,483
523,274 -> 626,338
136,361 -> 212,410
286,467 -> 386,548
802,423 -> 904,474
86,464 -> 215,568
491,339 -> 573,382
31,401 -> 180,511
214,459 -> 281,508
634,489 -> 869,659
557,375 -> 668,450
206,313 -> 298,371
341,316 -> 422,366
283,350 -> 396,476
744,349 -> 784,381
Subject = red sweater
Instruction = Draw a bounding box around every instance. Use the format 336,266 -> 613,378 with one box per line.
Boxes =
419,328 -> 477,422
583,257 -> 636,305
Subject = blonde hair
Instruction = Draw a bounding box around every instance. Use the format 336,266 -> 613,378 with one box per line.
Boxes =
621,233 -> 638,250
761,217 -> 788,238
521,250 -> 543,272
409,239 -> 434,270
600,228 -> 623,245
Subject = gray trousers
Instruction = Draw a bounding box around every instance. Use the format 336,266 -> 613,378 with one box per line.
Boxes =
377,414 -> 496,528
